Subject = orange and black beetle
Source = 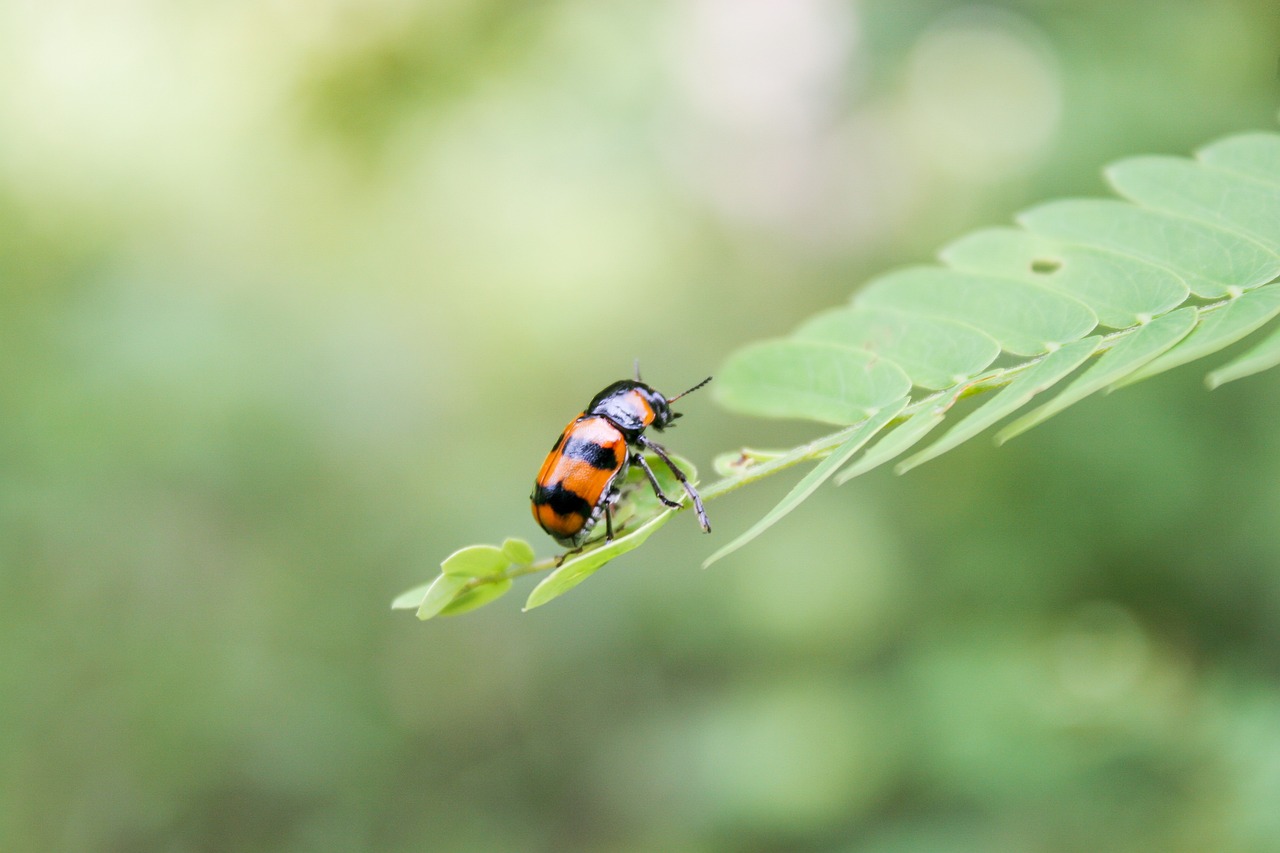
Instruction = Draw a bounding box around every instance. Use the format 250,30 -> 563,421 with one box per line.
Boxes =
531,374 -> 713,548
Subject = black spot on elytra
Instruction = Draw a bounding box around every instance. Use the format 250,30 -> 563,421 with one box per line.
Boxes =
562,437 -> 621,470
531,482 -> 593,518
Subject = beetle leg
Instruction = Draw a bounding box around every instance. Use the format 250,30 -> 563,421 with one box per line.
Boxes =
631,452 -> 682,509
634,437 -> 712,533
557,541 -> 589,566
604,502 -> 615,541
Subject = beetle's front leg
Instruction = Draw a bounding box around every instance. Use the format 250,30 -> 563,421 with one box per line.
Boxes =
631,452 -> 683,509
635,436 -> 711,533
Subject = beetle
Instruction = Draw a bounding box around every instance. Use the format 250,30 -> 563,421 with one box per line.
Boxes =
530,372 -> 713,549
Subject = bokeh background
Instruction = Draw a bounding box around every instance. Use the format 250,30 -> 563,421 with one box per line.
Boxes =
5,1 -> 1280,851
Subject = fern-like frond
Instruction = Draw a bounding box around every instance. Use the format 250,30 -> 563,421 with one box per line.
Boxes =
396,130 -> 1280,614
707,131 -> 1280,564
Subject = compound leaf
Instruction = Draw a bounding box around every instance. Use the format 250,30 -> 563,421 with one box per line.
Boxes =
397,130 -> 1280,620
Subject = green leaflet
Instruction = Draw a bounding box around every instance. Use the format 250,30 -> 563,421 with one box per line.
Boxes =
415,574 -> 469,620
501,538 -> 536,566
524,510 -> 675,611
390,582 -> 434,611
997,308 -> 1198,443
391,541 -> 530,620
1115,286 -> 1280,388
896,338 -> 1101,474
1206,324 -> 1280,389
1197,133 -> 1280,187
940,228 -> 1188,329
795,307 -> 1000,390
1106,156 -> 1280,253
834,385 -> 968,485
714,339 -> 911,424
1019,199 -> 1280,299
441,579 -> 514,616
441,544 -> 511,578
702,399 -> 906,568
857,266 -> 1097,356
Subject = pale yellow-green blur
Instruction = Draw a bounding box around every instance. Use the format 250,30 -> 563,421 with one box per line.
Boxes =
4,1 -> 1280,851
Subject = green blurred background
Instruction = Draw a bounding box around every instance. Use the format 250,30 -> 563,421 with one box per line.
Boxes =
4,1 -> 1280,851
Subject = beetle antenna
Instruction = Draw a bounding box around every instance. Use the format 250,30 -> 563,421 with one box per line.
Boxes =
633,358 -> 642,382
667,376 -> 712,402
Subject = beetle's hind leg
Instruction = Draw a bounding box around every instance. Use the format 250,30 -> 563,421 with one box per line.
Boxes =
633,437 -> 712,533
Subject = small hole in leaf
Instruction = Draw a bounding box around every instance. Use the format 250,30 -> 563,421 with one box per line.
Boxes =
1031,257 -> 1062,274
